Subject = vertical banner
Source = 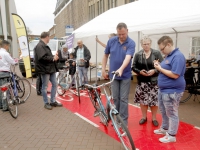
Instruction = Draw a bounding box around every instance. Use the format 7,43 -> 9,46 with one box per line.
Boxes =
66,34 -> 74,53
12,13 -> 32,78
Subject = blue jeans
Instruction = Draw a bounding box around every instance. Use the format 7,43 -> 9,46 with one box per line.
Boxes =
111,78 -> 131,126
41,73 -> 57,104
0,72 -> 10,109
158,90 -> 183,135
78,66 -> 88,86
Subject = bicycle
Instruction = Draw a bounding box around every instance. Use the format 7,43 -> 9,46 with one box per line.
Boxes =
56,59 -> 80,103
83,72 -> 136,150
180,65 -> 200,103
0,65 -> 31,118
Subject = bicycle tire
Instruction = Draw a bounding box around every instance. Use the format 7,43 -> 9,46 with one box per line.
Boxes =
6,86 -> 18,118
112,114 -> 135,150
17,78 -> 31,102
180,90 -> 192,103
75,75 -> 80,103
87,90 -> 108,126
56,73 -> 66,96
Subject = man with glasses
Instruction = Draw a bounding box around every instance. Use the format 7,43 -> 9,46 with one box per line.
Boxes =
153,36 -> 185,143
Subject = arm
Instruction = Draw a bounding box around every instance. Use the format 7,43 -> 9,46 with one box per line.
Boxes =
5,53 -> 16,65
96,37 -> 106,48
102,54 -> 109,79
116,55 -> 132,76
156,66 -> 179,79
132,53 -> 141,74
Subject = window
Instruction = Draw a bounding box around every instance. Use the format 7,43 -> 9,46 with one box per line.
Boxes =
190,37 -> 200,59
0,9 -> 3,35
97,1 -> 100,15
100,0 -> 104,14
108,0 -> 110,10
115,0 -> 117,7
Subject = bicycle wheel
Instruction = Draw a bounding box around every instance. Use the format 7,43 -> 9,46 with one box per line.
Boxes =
75,75 -> 80,103
17,78 -> 31,102
56,72 -> 66,96
180,89 -> 192,103
112,114 -> 135,150
6,87 -> 18,118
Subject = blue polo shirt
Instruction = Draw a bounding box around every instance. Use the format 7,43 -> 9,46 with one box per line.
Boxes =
158,48 -> 186,93
105,36 -> 135,80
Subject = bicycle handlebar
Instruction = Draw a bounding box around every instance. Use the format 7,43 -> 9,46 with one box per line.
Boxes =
84,71 -> 119,89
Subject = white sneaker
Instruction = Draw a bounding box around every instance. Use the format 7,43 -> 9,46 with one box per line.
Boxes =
159,132 -> 176,143
154,128 -> 168,135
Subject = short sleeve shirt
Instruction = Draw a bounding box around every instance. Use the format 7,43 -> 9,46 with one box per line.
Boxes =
158,48 -> 186,93
105,36 -> 135,80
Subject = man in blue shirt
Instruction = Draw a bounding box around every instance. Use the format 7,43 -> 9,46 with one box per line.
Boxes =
102,23 -> 135,126
154,36 -> 185,143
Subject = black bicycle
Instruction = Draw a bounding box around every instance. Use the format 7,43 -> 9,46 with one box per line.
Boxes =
181,66 -> 200,103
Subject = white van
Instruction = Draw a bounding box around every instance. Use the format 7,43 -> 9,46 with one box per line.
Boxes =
19,39 -> 66,77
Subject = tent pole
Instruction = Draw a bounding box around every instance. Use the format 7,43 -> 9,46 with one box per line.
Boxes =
95,35 -> 98,84
138,31 -> 141,52
172,28 -> 178,48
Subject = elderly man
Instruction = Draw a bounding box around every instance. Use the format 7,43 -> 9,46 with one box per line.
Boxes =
73,40 -> 91,86
57,45 -> 69,69
34,32 -> 62,110
0,40 -> 17,111
102,22 -> 135,126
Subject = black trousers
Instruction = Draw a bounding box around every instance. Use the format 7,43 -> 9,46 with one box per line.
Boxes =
36,74 -> 42,94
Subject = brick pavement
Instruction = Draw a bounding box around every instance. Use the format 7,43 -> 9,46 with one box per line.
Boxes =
0,81 -> 124,150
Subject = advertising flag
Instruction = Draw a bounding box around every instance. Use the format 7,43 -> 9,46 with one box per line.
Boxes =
12,13 -> 32,78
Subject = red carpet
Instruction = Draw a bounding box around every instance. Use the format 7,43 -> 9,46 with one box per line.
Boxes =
35,84 -> 200,150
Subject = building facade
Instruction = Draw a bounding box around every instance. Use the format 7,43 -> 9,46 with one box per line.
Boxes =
54,0 -> 137,38
0,0 -> 18,57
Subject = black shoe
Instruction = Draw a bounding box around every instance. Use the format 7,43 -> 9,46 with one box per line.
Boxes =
37,91 -> 42,96
139,118 -> 147,125
44,103 -> 52,110
50,101 -> 63,107
152,120 -> 159,127
2,108 -> 9,112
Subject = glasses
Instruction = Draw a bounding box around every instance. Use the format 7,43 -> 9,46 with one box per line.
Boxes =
160,45 -> 167,51
142,43 -> 150,46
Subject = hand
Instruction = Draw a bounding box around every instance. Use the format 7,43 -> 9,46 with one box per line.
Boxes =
72,62 -> 75,66
54,55 -> 59,61
80,59 -> 85,62
66,63 -> 69,66
116,68 -> 123,77
102,70 -> 109,79
96,37 -> 99,42
14,58 -> 18,63
140,69 -> 149,76
154,62 -> 162,71
147,69 -> 156,76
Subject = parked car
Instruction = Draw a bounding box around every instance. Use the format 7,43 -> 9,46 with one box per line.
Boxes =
19,39 -> 66,77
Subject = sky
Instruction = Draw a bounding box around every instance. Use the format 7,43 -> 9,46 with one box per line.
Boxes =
14,0 -> 57,35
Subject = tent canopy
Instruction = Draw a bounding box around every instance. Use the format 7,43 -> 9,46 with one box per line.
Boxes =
73,0 -> 200,38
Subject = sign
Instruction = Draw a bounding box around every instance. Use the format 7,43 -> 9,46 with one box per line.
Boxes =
65,25 -> 74,36
12,13 -> 32,78
66,34 -> 74,53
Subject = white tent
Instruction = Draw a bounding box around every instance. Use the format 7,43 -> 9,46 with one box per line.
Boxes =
72,0 -> 200,82
73,0 -> 200,38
